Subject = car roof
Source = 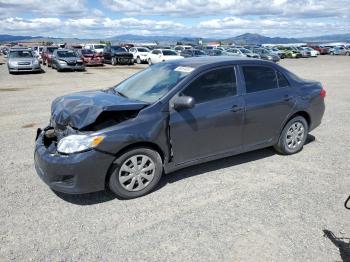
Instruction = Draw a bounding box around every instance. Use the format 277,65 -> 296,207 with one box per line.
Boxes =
9,47 -> 31,51
165,56 -> 269,68
55,48 -> 74,52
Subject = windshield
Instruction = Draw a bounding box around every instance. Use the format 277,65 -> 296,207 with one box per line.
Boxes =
194,50 -> 205,55
47,47 -> 58,53
82,49 -> 94,55
57,50 -> 77,58
239,48 -> 250,54
9,50 -> 33,58
114,63 -> 192,103
163,50 -> 177,56
94,45 -> 105,49
137,48 -> 149,52
111,46 -> 127,52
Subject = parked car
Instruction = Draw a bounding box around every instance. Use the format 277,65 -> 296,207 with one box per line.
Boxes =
308,45 -> 329,55
205,49 -> 223,56
329,46 -> 349,56
78,49 -> 104,66
32,46 -> 44,63
146,49 -> 184,64
301,47 -> 319,57
51,49 -> 85,72
129,47 -> 150,64
83,44 -> 106,54
179,49 -> 207,58
279,47 -> 302,58
103,46 -> 134,65
34,57 -> 326,199
295,47 -> 311,58
41,46 -> 59,66
226,48 -> 249,57
267,47 -> 286,59
174,45 -> 193,53
227,48 -> 260,58
252,48 -> 280,62
7,47 -> 41,74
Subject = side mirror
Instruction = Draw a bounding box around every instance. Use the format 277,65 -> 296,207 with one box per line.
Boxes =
173,96 -> 195,110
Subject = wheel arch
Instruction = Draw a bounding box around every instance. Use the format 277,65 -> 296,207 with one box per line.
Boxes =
288,111 -> 311,128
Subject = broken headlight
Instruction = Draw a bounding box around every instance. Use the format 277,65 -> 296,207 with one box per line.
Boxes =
57,135 -> 104,154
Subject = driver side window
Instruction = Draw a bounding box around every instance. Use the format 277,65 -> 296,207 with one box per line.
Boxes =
182,67 -> 237,104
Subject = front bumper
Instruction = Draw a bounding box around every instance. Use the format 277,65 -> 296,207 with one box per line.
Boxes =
8,65 -> 41,73
57,63 -> 85,71
34,130 -> 115,194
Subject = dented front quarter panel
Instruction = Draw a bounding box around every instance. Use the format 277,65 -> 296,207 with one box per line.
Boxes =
94,102 -> 171,162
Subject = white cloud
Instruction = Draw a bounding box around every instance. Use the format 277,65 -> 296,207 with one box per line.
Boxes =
101,0 -> 350,18
0,17 -> 188,38
0,0 -> 86,17
0,0 -> 349,38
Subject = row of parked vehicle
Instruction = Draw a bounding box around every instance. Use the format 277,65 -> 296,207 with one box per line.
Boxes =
3,42 -> 350,74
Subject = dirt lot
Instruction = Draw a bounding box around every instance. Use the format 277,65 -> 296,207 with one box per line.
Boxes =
0,56 -> 349,261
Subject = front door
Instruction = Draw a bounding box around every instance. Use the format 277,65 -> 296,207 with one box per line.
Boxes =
169,66 -> 244,165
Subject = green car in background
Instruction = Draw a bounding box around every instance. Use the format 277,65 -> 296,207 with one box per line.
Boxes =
277,46 -> 302,58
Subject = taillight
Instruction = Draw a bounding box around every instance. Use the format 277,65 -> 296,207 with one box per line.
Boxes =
320,88 -> 326,98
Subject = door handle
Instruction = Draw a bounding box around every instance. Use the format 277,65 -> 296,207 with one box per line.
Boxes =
230,105 -> 243,112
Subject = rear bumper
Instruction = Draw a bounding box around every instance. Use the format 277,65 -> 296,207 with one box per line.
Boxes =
34,130 -> 114,194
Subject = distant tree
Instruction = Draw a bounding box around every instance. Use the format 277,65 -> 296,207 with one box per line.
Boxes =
44,41 -> 54,46
99,40 -> 111,46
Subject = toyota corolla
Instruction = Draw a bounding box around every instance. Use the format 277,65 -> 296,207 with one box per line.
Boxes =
34,57 -> 326,199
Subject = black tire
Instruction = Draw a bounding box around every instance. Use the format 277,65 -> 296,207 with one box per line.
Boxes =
108,148 -> 163,199
148,58 -> 152,65
136,57 -> 141,64
274,116 -> 308,155
111,57 -> 117,66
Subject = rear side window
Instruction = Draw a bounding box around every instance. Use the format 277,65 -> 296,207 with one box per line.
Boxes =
242,66 -> 278,93
277,71 -> 290,88
182,67 -> 237,103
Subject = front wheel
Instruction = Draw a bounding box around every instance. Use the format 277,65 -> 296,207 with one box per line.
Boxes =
136,57 -> 141,64
148,58 -> 152,65
108,148 -> 163,199
274,116 -> 308,155
111,57 -> 117,65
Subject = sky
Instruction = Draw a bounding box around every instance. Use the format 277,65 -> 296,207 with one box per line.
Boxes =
0,0 -> 349,39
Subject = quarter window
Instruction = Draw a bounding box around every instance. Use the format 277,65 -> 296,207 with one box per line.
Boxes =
182,67 -> 237,103
242,66 -> 278,93
277,71 -> 290,88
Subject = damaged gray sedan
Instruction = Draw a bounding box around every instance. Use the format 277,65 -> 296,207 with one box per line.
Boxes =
34,57 -> 325,199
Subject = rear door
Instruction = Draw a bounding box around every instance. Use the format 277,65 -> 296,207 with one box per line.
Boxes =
169,66 -> 244,164
240,65 -> 296,147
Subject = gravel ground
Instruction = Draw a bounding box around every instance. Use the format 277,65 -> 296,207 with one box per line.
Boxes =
0,55 -> 349,262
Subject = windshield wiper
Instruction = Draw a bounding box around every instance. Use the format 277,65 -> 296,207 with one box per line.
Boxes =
116,90 -> 128,98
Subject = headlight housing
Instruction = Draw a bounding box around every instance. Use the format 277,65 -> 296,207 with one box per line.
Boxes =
57,135 -> 104,154
59,60 -> 67,65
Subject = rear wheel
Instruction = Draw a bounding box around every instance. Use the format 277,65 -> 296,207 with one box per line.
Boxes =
274,116 -> 308,155
109,148 -> 163,199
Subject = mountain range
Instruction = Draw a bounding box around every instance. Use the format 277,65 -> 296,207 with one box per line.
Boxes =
1,33 -> 349,45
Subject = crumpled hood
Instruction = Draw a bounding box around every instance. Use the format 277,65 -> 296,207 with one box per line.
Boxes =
51,90 -> 148,130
